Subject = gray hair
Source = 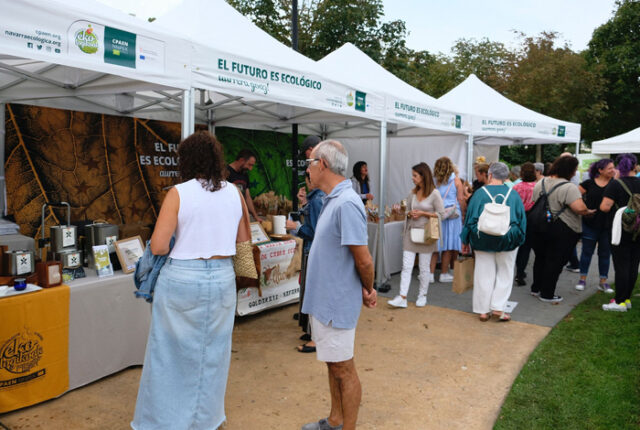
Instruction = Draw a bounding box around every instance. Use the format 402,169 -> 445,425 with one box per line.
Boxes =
488,162 -> 510,181
314,140 -> 348,176
511,165 -> 521,176
534,162 -> 544,172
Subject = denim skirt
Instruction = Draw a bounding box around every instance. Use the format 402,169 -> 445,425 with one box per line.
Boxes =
132,257 -> 236,430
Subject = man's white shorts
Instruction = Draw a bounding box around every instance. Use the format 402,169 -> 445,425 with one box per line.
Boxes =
310,315 -> 356,363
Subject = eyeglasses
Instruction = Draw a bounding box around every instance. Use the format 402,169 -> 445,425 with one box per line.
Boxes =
305,158 -> 322,167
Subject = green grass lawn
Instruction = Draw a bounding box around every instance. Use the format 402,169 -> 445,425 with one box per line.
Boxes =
495,291 -> 640,430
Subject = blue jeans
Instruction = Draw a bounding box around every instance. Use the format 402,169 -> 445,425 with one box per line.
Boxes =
579,223 -> 611,279
132,257 -> 236,430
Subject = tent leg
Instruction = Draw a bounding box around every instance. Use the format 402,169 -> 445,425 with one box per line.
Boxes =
536,144 -> 542,162
375,120 -> 390,293
181,88 -> 195,140
0,103 -> 5,216
207,109 -> 215,135
466,133 -> 474,181
292,124 -> 299,211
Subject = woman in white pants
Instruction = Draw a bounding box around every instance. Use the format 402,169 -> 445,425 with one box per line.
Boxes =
460,162 -> 527,321
389,163 -> 445,308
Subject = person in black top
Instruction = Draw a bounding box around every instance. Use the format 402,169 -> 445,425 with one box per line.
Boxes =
228,149 -> 262,221
471,162 -> 489,196
600,153 -> 640,311
575,158 -> 615,292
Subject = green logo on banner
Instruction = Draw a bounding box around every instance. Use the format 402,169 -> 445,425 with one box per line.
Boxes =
355,91 -> 366,112
346,91 -> 354,107
455,115 -> 461,129
74,25 -> 99,54
104,26 -> 136,68
557,125 -> 566,137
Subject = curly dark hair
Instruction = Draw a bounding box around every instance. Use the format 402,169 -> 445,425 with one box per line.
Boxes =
177,131 -> 227,192
548,155 -> 579,181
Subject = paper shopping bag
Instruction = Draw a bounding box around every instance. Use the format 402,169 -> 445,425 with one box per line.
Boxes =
423,217 -> 440,245
452,256 -> 474,294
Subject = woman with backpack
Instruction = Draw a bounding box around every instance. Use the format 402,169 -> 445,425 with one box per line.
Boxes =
461,162 -> 526,322
388,163 -> 445,308
575,159 -> 615,293
529,156 -> 595,303
599,153 -> 640,312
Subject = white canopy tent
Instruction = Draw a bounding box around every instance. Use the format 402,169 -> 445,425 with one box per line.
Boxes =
315,43 -> 470,205
0,0 -> 194,214
592,126 -> 640,154
153,0 -> 400,288
154,0 -> 387,138
438,74 -> 582,175
0,0 -> 192,118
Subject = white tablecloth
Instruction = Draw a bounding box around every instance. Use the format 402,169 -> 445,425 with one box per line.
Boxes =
368,221 -> 404,280
68,271 -> 151,390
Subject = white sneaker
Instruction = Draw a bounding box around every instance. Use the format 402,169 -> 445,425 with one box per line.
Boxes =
575,280 -> 585,291
416,295 -> 427,307
429,273 -> 435,283
602,300 -> 627,312
388,295 -> 407,308
439,273 -> 454,283
624,299 -> 632,310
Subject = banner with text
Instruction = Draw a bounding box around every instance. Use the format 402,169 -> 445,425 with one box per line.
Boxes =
236,239 -> 300,316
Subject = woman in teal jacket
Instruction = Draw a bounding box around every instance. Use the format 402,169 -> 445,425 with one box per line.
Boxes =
461,162 -> 526,322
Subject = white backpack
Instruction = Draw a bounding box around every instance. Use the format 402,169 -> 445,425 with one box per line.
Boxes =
477,186 -> 513,236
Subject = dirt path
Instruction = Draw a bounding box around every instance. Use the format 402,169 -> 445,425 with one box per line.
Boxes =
1,301 -> 549,430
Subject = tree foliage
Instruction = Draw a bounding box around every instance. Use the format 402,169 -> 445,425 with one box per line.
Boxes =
227,0 -> 632,163
585,0 -> 640,140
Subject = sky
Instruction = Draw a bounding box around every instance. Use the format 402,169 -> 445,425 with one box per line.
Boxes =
101,0 -> 618,54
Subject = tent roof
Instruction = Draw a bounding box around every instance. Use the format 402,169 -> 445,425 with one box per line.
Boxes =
438,74 -> 581,145
317,43 -> 468,136
154,0 -> 386,137
0,0 -> 191,120
592,126 -> 640,154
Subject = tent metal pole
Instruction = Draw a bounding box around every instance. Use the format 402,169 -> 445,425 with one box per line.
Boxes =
207,109 -> 215,135
467,133 -> 474,180
0,103 -> 5,216
375,120 -> 390,292
181,88 -> 194,139
291,124 -> 299,211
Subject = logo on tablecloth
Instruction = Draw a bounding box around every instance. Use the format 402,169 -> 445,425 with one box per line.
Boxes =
1,329 -> 44,375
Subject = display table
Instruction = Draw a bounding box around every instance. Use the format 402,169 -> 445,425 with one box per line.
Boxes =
237,239 -> 301,316
0,271 -> 151,413
368,221 -> 404,280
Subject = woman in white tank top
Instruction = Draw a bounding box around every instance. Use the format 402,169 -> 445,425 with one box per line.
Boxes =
132,131 -> 251,430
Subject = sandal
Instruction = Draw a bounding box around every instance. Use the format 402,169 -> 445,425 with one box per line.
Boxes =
496,312 -> 511,322
297,343 -> 316,353
479,312 -> 492,322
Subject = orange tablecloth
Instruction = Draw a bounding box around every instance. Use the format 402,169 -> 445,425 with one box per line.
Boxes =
0,285 -> 70,413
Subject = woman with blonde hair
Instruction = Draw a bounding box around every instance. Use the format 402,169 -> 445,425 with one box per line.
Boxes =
389,163 -> 445,308
430,157 -> 466,282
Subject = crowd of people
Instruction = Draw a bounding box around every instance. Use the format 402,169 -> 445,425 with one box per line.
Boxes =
387,152 -> 639,321
130,130 -> 637,429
